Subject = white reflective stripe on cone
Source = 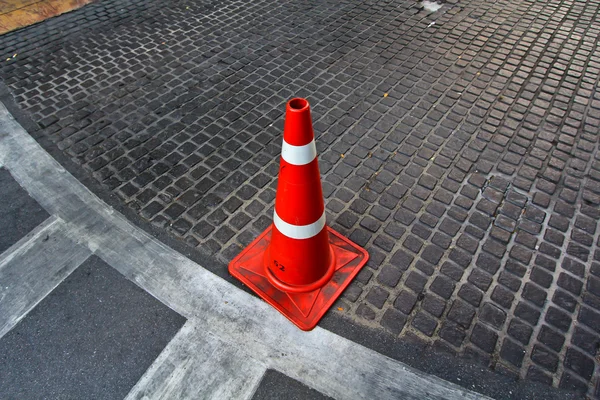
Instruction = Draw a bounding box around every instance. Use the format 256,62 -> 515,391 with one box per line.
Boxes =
281,139 -> 317,166
273,210 -> 326,240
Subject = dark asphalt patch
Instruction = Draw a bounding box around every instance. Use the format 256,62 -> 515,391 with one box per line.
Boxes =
0,167 -> 50,253
253,369 -> 333,400
0,255 -> 186,399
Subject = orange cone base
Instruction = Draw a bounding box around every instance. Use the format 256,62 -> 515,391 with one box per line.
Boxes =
228,225 -> 369,331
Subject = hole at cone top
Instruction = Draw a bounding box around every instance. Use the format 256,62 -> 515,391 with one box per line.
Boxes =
288,98 -> 309,111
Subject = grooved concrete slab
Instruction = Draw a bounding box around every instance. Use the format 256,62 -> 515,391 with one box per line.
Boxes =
0,167 -> 49,253
0,255 -> 186,399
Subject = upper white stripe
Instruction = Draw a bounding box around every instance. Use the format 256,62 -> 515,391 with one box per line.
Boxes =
273,210 -> 326,240
281,139 -> 317,165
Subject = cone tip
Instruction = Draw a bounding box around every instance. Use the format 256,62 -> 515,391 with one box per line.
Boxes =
287,98 -> 309,113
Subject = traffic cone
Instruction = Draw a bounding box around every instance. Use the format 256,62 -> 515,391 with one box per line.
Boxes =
228,98 -> 369,331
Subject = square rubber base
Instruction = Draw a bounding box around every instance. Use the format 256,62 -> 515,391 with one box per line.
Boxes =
228,225 -> 369,330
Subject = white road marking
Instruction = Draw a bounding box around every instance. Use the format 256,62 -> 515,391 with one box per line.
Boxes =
0,214 -> 60,268
126,322 -> 265,400
0,217 -> 91,338
0,103 -> 491,400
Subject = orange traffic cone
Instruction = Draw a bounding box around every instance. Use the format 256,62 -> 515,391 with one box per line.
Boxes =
229,98 -> 369,331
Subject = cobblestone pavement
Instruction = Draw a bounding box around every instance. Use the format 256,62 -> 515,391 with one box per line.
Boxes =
0,0 -> 599,397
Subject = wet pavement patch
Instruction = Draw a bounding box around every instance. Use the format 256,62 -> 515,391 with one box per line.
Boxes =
0,167 -> 50,253
253,369 -> 333,400
0,255 -> 186,399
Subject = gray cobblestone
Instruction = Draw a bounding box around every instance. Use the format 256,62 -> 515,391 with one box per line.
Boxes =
3,0 -> 600,395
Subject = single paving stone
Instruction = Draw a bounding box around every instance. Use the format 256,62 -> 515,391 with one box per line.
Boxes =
403,235 -> 423,254
384,222 -> 406,239
571,229 -> 593,247
532,192 -> 551,208
526,366 -> 553,386
405,271 -> 428,294
500,338 -> 526,368
470,323 -> 498,354
365,287 -> 390,310
548,214 -> 570,232
475,199 -> 498,216
377,266 -> 403,288
475,252 -> 501,275
544,228 -> 564,247
505,259 -> 527,278
552,290 -> 577,313
214,226 -> 235,244
566,242 -> 589,262
490,226 -> 512,244
491,285 -> 515,310
379,308 -> 407,335
373,235 -> 395,252
530,267 -> 553,289
469,212 -> 491,230
509,244 -> 532,264
422,294 -> 445,318
429,276 -> 455,300
562,258 -> 585,277
571,327 -> 600,356
169,218 -> 192,236
537,325 -> 565,352
456,234 -> 479,255
439,217 -> 461,237
356,304 -> 376,321
390,249 -> 414,271
499,202 -> 522,220
564,347 -> 595,381
421,244 -> 445,265
349,229 -> 371,247
411,312 -> 438,337
522,283 -> 547,308
337,210 -> 359,229
415,260 -> 434,277
448,248 -> 471,268
163,203 -> 185,220
579,307 -> 600,333
495,215 -> 517,232
467,268 -> 493,292
545,306 -> 571,332
342,284 -> 362,303
439,321 -> 466,348
356,269 -> 373,285
458,283 -> 483,307
575,215 -> 597,234
498,270 -> 521,292
448,300 -> 476,329
531,345 -> 559,372
514,302 -> 541,326
482,239 -> 506,259
508,319 -> 533,345
479,303 -> 506,329
557,272 -> 583,296
393,290 -> 418,315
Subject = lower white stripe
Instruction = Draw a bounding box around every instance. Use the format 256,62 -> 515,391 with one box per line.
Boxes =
281,139 -> 317,165
273,210 -> 326,240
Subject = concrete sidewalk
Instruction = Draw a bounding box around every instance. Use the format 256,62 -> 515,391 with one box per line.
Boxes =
0,0 -> 599,398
